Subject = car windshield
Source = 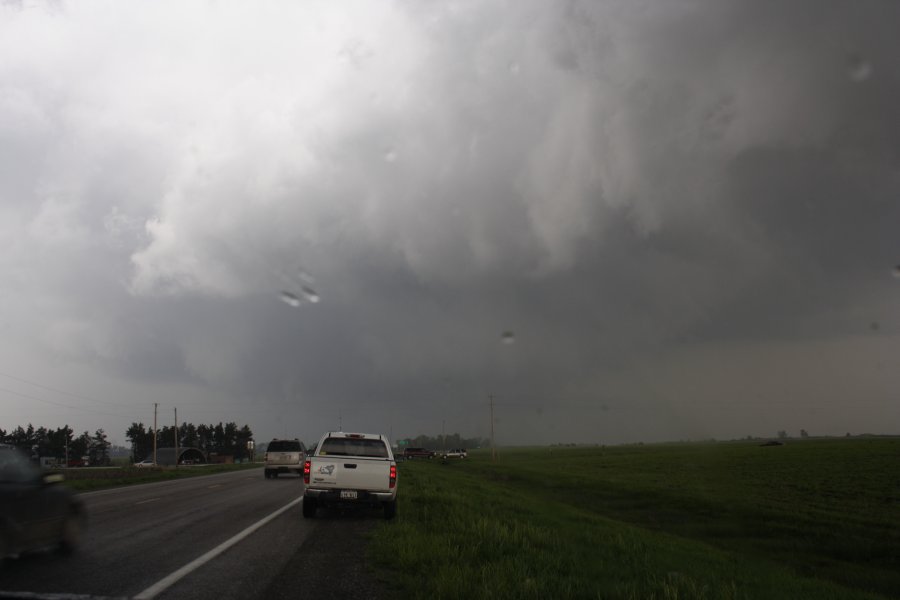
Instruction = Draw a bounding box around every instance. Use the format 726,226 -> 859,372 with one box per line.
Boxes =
1,1 -> 897,598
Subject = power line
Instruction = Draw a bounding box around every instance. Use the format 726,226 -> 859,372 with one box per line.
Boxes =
0,385 -> 136,419
0,369 -> 130,408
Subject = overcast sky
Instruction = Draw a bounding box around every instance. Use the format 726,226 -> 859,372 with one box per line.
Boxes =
1,0 -> 898,447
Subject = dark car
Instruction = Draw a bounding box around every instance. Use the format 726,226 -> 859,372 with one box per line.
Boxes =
0,445 -> 86,559
402,447 -> 435,459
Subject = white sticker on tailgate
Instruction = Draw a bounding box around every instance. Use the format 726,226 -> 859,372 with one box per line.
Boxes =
312,463 -> 336,484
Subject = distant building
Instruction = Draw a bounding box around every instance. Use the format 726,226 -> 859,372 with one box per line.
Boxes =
208,452 -> 234,464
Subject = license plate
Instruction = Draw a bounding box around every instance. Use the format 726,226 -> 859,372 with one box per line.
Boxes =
340,490 -> 358,500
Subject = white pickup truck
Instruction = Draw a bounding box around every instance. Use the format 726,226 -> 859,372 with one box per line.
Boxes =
302,432 -> 398,519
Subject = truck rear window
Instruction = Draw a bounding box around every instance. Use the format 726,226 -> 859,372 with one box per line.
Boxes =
319,438 -> 389,458
268,440 -> 303,452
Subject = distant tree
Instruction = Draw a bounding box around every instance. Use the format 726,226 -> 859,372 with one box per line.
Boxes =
777,430 -> 788,439
224,422 -> 238,451
33,426 -> 50,456
179,423 -> 198,449
71,431 -> 91,459
800,429 -> 809,438
126,423 -> 156,462
89,429 -> 111,466
213,423 -> 226,451
235,425 -> 253,460
197,424 -> 211,452
46,425 -> 73,460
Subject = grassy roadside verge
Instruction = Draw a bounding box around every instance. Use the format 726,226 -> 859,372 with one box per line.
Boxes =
60,463 -> 262,492
369,441 -> 898,599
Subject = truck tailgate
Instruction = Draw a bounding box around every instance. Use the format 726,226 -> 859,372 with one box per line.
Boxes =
268,452 -> 299,465
309,457 -> 392,491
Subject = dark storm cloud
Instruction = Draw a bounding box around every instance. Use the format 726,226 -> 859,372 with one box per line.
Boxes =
1,0 -> 898,443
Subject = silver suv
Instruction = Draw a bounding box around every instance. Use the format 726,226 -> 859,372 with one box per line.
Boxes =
264,439 -> 306,478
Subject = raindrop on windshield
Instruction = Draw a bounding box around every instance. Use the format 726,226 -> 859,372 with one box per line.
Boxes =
892,265 -> 900,278
383,149 -> 397,162
501,331 -> 516,344
508,61 -> 521,75
279,291 -> 302,307
847,54 -> 872,82
301,285 -> 320,303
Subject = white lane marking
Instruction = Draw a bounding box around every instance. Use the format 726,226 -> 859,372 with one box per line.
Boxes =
133,495 -> 304,600
207,484 -> 222,489
135,497 -> 160,505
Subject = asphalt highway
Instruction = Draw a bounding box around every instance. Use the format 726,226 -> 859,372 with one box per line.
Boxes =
0,468 -> 385,600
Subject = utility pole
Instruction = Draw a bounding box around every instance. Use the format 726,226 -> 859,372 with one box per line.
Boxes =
339,408 -> 342,432
442,419 -> 446,453
489,394 -> 496,461
153,402 -> 158,466
174,407 -> 179,469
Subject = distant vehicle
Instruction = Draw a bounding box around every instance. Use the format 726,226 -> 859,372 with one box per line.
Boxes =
303,432 -> 398,519
264,439 -> 306,478
442,448 -> 467,459
0,444 -> 86,559
402,447 -> 435,459
134,459 -> 156,468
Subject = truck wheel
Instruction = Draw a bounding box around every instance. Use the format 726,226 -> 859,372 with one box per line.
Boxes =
302,497 -> 317,519
264,470 -> 270,479
272,471 -> 278,478
383,499 -> 397,520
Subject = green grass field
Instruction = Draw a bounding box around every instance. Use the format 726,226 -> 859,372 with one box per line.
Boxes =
369,438 -> 900,599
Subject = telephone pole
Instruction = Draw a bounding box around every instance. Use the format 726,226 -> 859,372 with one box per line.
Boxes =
489,394 -> 496,461
174,407 -> 179,469
153,402 -> 158,466
339,408 -> 342,431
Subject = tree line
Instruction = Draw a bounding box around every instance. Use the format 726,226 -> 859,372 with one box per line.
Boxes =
1,424 -> 112,465
125,421 -> 254,463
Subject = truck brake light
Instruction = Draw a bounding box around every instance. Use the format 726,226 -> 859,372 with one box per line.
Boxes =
303,460 -> 311,484
389,464 -> 397,488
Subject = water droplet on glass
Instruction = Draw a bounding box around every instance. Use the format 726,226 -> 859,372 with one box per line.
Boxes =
535,406 -> 543,416
279,291 -> 302,307
892,265 -> 900,278
298,270 -> 315,285
508,61 -> 521,74
383,149 -> 397,162
301,285 -> 320,303
869,321 -> 880,332
601,404 -> 610,412
847,54 -> 872,82
501,331 -> 516,345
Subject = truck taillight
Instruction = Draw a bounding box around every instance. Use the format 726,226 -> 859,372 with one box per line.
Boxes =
389,464 -> 397,488
303,460 -> 311,484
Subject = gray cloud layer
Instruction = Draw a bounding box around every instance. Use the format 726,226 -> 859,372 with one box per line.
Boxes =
1,0 -> 898,445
